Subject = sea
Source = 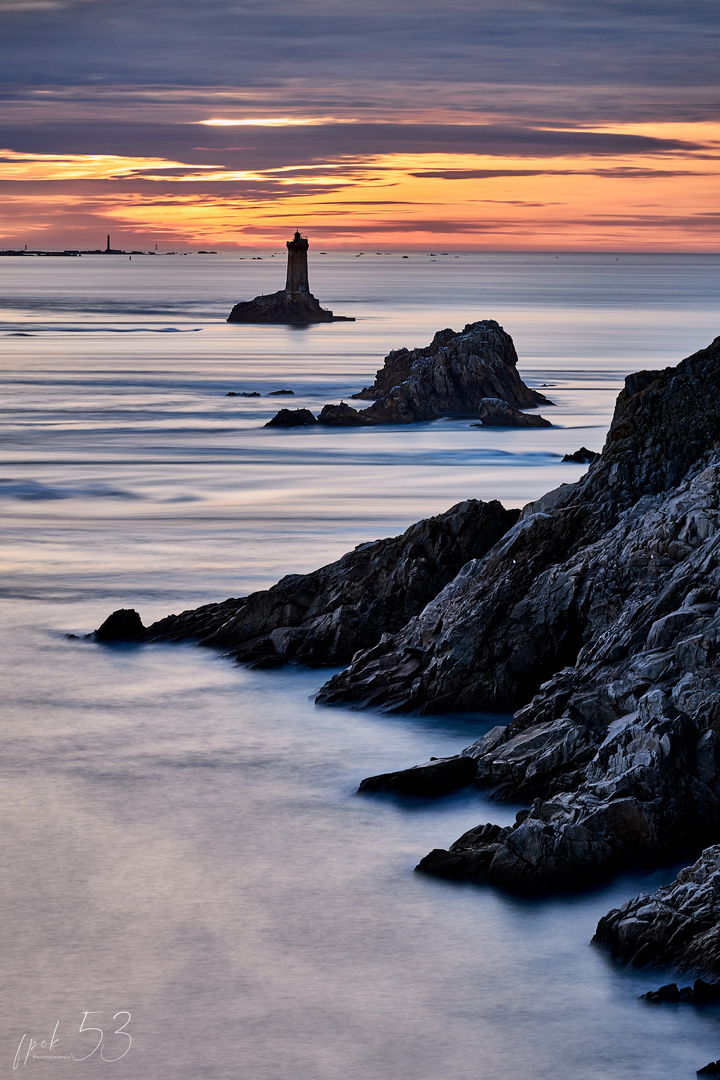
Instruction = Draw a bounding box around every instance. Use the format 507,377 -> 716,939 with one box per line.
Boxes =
1,250 -> 719,1079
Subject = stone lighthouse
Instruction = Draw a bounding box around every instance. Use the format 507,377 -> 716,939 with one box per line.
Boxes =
285,230 -> 310,294
226,231 -> 354,323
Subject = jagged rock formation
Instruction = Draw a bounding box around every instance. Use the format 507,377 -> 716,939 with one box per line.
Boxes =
98,499 -> 518,667
227,289 -> 353,324
474,397 -> 552,428
339,335 -> 720,892
265,321 -> 551,427
593,847 -> 720,974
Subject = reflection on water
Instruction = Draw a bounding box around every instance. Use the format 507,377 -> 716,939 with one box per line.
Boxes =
1,253 -> 720,1078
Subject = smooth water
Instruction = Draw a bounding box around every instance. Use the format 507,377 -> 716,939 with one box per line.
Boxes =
1,252 -> 720,1079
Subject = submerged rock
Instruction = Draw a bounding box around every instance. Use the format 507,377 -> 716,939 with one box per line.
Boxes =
121,499 -> 518,667
474,397 -> 552,428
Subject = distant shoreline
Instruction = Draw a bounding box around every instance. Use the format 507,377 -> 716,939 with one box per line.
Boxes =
0,249 -> 219,257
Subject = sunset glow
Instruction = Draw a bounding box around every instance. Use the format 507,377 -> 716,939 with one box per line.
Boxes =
0,0 -> 717,251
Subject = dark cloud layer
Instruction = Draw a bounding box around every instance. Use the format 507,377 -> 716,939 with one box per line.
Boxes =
0,120 -> 707,171
1,0 -> 719,112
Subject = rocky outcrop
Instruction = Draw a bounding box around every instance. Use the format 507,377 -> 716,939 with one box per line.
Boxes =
474,397 -> 552,428
97,499 -> 518,667
227,289 -> 354,324
265,321 -> 551,429
317,402 -> 373,426
593,846 -> 720,973
265,408 -> 318,427
94,608 -> 145,643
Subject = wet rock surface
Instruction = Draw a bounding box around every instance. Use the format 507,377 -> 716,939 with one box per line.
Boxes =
593,846 -> 720,974
98,499 -> 518,668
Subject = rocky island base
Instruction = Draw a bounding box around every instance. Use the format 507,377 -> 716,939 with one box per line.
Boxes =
227,289 -> 354,324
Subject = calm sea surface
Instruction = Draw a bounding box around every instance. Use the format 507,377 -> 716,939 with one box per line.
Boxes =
1,252 -> 720,1079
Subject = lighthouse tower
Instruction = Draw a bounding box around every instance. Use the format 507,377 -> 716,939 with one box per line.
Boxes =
285,230 -> 310,294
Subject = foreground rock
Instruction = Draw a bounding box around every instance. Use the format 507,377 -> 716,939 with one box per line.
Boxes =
266,321 -> 551,428
227,290 -> 354,324
96,499 -> 518,667
593,846 -> 720,974
474,397 -> 552,428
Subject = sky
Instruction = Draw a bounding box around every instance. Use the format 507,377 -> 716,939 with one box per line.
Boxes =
0,0 -> 718,250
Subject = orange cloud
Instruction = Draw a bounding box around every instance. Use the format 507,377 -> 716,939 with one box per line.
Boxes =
1,121 -> 719,250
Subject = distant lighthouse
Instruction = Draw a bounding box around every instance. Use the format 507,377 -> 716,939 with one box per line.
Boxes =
285,230 -> 309,294
226,230 -> 354,323
106,234 -> 111,253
